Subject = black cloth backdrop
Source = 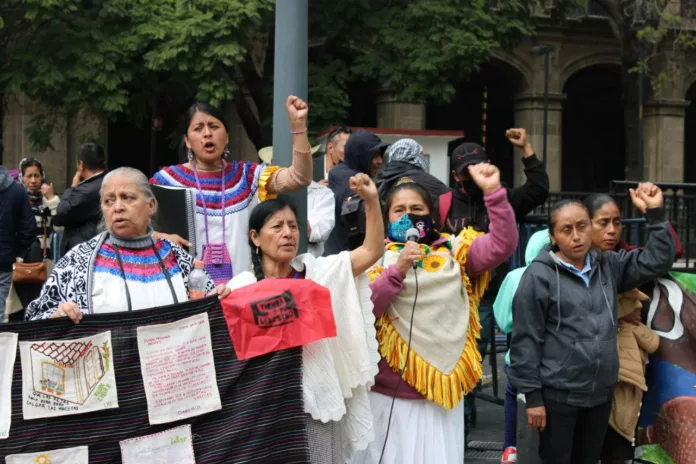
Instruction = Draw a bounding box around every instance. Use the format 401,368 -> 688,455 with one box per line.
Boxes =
0,296 -> 309,463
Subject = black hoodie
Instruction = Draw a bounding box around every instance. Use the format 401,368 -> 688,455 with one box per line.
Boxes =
444,154 -> 550,297
509,208 -> 675,409
374,160 -> 450,202
323,130 -> 388,255
0,167 -> 37,270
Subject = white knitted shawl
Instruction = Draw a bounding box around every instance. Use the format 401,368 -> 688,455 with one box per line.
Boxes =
227,251 -> 380,458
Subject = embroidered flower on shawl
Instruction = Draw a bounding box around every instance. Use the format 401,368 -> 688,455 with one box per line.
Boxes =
422,254 -> 446,272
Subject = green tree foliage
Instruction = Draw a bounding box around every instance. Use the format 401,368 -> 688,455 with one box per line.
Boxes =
1,0 -> 537,153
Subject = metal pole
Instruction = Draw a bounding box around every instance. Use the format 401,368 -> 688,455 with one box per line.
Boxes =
272,0 -> 308,253
543,51 -> 549,162
638,47 -> 644,181
482,86 -> 488,151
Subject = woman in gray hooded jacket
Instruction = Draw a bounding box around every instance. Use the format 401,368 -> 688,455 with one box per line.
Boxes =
508,183 -> 675,464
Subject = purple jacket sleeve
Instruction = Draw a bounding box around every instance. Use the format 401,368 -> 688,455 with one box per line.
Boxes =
369,264 -> 405,317
466,187 -> 519,277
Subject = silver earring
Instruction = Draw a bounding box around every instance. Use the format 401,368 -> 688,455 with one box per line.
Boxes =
223,146 -> 230,159
255,247 -> 260,256
187,149 -> 193,161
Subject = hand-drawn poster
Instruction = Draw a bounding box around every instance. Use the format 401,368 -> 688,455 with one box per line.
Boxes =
120,424 -> 196,464
0,333 -> 18,439
0,298 -> 308,463
5,445 -> 89,464
137,312 -> 221,424
19,331 -> 118,420
637,273 -> 696,464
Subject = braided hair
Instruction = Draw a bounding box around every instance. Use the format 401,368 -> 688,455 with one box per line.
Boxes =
248,199 -> 299,282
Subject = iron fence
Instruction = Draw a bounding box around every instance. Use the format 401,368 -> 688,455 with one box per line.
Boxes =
511,181 -> 696,272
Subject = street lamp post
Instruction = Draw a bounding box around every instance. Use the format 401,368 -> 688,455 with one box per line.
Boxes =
530,45 -> 552,162
272,0 -> 308,252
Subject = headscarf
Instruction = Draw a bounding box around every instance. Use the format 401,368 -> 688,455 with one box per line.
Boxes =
19,157 -> 44,205
387,138 -> 427,171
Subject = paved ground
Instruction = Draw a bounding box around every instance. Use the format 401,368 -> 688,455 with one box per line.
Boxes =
466,352 -> 507,464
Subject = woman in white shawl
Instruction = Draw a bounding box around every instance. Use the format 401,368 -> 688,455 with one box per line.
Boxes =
226,173 -> 383,463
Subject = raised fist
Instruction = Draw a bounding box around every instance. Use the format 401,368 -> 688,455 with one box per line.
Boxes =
467,163 -> 501,195
349,173 -> 378,201
506,128 -> 527,148
630,182 -> 664,213
286,95 -> 308,131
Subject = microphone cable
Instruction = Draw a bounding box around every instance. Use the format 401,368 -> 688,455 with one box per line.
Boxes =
378,266 -> 418,464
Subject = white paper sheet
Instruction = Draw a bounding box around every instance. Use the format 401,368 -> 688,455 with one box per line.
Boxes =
5,445 -> 89,463
0,333 -> 18,439
20,331 -> 119,420
120,424 -> 196,463
137,312 -> 221,424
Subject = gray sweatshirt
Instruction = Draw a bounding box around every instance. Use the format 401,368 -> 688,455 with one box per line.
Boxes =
509,207 -> 675,408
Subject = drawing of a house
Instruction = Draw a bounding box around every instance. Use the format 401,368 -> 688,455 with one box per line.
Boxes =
29,340 -> 106,405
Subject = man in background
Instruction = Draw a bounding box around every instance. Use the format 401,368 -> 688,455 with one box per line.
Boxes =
324,129 -> 388,255
318,126 -> 351,185
440,129 -> 549,445
259,145 -> 335,258
54,142 -> 107,256
0,139 -> 37,320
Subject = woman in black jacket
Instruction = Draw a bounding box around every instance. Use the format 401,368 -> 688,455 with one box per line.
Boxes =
508,183 -> 675,464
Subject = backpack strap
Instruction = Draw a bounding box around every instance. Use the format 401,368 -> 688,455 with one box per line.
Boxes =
438,191 -> 453,231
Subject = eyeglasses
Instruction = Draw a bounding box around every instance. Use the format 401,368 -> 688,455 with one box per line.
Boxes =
327,126 -> 352,143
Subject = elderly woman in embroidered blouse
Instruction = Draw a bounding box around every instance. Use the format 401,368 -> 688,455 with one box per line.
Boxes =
349,165 -> 518,464
227,173 -> 384,463
25,168 -> 230,323
150,96 -> 312,283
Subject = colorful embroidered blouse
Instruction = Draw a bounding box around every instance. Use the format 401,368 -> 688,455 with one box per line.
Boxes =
92,240 -> 189,313
150,161 -> 278,277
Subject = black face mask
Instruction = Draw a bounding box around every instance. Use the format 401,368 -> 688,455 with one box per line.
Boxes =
458,179 -> 483,200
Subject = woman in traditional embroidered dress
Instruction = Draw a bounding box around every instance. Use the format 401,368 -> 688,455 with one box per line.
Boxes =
150,96 -> 312,283
350,164 -> 518,464
226,173 -> 384,464
25,168 -> 229,322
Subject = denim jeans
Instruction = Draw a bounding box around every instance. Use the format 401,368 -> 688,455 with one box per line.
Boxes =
0,271 -> 12,322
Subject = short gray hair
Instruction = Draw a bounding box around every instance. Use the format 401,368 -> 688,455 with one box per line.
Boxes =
99,167 -> 158,231
101,167 -> 155,201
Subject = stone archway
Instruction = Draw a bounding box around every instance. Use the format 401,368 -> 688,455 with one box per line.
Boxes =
562,64 -> 625,192
425,57 -> 530,187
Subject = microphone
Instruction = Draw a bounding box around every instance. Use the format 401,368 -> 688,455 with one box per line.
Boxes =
405,228 -> 420,269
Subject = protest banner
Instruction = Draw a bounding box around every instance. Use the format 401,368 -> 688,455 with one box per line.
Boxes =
0,296 -> 309,463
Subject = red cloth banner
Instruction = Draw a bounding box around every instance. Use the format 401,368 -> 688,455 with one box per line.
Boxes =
222,279 -> 336,360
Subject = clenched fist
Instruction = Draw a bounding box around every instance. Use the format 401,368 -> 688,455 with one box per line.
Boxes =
630,182 -> 664,214
349,173 -> 378,201
468,163 -> 501,195
286,95 -> 308,132
506,128 -> 534,157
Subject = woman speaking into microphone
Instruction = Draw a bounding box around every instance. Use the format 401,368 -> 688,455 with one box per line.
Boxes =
350,163 -> 518,464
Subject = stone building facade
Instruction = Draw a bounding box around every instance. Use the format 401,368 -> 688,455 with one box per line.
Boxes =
3,9 -> 695,192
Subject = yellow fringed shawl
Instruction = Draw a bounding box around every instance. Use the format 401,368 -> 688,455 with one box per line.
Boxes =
370,227 -> 491,409
258,165 -> 280,201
